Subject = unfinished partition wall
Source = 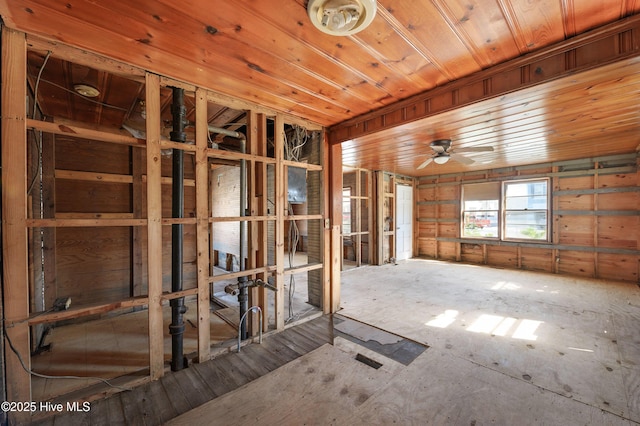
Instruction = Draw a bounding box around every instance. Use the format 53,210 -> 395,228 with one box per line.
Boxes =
1,28 -> 327,414
342,168 -> 372,268
416,153 -> 640,283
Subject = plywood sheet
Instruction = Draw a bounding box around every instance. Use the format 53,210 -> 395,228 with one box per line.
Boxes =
167,343 -> 398,426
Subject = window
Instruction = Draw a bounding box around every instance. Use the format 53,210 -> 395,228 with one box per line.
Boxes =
462,182 -> 500,238
503,179 -> 549,241
342,188 -> 351,234
461,179 -> 550,242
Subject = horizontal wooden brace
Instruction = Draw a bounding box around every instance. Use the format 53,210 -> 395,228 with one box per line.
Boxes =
27,218 -> 147,227
417,200 -> 460,206
283,160 -> 323,171
284,262 -> 323,275
209,266 -> 278,283
23,296 -> 149,326
210,215 -> 276,223
28,118 -> 144,146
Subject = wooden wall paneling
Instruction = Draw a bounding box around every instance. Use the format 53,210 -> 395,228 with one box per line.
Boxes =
552,166 -> 560,274
195,87 -> 211,362
487,245 -> 518,268
520,247 -> 553,272
145,72 -> 164,379
1,26 -> 31,414
460,243 -> 484,264
598,252 -> 638,282
274,114 -> 285,329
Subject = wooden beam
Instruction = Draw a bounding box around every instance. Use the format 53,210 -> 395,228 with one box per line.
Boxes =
1,26 -> 31,413
322,132 -> 331,313
27,118 -> 144,147
146,72 -> 164,379
274,114 -> 285,330
329,143 -> 343,311
195,87 -> 211,362
329,15 -> 640,144
26,34 -> 145,79
25,297 -> 149,326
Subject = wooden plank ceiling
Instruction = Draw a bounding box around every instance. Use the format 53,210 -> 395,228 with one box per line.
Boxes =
1,0 -> 640,175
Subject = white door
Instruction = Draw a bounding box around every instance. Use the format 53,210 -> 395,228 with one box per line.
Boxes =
395,184 -> 413,261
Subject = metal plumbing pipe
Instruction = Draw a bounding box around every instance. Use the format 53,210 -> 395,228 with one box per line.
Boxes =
169,87 -> 187,372
206,125 -> 250,340
237,306 -> 263,352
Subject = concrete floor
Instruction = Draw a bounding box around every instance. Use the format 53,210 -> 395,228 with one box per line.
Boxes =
172,258 -> 640,425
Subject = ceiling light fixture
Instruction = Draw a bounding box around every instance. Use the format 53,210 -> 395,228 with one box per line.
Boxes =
73,68 -> 101,98
433,155 -> 450,165
308,0 -> 376,36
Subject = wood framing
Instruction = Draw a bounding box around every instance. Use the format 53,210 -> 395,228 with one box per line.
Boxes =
145,72 -> 164,379
195,87 -> 211,362
274,114 -> 285,330
2,25 -> 31,411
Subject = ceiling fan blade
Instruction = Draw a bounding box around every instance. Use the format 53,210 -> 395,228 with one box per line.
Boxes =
417,157 -> 434,169
454,146 -> 494,153
451,153 -> 475,165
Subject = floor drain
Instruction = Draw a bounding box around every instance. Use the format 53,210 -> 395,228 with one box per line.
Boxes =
355,353 -> 383,369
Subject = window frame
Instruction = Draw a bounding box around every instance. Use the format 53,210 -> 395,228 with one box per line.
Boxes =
460,178 -> 551,243
502,178 -> 550,243
460,182 -> 501,240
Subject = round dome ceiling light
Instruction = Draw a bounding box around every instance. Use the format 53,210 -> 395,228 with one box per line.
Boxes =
73,84 -> 100,98
307,0 -> 377,36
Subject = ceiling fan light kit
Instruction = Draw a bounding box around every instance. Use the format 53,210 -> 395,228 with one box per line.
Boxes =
307,0 -> 377,36
416,138 -> 495,169
433,155 -> 450,164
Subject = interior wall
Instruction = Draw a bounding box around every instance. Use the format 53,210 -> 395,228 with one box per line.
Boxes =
416,154 -> 640,283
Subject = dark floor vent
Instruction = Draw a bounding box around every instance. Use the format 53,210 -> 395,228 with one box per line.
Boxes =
355,353 -> 383,369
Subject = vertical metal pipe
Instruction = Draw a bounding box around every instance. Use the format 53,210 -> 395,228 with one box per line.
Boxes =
170,87 -> 187,371
238,138 -> 249,339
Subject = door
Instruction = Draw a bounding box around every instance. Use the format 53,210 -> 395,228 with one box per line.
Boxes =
395,184 -> 413,261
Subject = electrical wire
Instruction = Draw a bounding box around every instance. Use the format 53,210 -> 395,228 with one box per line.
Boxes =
27,51 -> 52,195
27,75 -> 129,112
283,125 -> 308,323
2,323 -> 132,392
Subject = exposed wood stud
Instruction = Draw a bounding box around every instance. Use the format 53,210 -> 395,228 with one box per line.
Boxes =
274,114 -> 285,330
145,72 -> 164,379
195,87 -> 211,362
2,26 -> 31,412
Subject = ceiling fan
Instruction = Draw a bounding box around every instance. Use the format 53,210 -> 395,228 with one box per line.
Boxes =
417,139 -> 494,169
